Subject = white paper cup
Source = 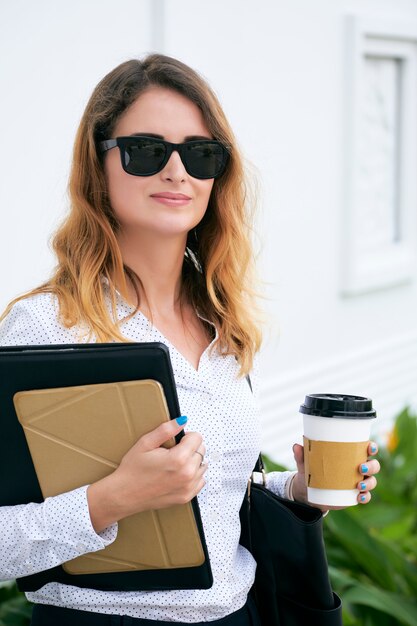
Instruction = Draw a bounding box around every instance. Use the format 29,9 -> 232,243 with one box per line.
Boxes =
300,394 -> 376,507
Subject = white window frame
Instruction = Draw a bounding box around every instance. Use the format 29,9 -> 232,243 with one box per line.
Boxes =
341,16 -> 417,296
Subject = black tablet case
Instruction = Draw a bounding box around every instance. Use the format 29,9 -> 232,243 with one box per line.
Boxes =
0,342 -> 212,592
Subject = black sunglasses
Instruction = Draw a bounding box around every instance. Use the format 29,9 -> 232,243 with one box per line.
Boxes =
99,135 -> 229,180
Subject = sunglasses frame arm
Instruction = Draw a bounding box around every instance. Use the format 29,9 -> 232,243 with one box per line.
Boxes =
99,139 -> 118,153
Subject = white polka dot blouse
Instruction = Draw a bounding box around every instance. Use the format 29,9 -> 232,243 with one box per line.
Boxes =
0,284 -> 294,622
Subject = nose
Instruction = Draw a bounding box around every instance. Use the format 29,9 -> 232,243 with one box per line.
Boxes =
160,149 -> 187,182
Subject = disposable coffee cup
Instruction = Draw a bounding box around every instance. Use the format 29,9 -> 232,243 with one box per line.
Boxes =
300,394 -> 377,507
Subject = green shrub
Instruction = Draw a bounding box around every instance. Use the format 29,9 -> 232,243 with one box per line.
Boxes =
0,582 -> 31,626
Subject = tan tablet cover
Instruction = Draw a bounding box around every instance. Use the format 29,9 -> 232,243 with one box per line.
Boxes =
13,380 -> 205,575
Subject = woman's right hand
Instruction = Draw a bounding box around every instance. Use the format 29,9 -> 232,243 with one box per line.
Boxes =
87,417 -> 207,533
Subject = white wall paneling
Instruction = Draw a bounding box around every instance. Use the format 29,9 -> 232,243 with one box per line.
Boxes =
341,16 -> 417,296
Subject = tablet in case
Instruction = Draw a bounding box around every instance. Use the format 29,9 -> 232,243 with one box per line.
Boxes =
0,342 -> 212,591
14,379 -> 205,575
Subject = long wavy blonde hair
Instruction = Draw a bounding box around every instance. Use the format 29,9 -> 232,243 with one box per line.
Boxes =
1,55 -> 262,375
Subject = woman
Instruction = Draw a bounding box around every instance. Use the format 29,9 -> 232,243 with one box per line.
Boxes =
0,54 -> 380,625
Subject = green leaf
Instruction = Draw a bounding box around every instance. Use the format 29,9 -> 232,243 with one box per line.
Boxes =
325,510 -> 397,590
346,503 -> 411,530
343,585 -> 417,626
377,535 -> 417,595
394,407 -> 417,465
0,583 -> 32,626
380,512 -> 416,542
328,565 -> 358,589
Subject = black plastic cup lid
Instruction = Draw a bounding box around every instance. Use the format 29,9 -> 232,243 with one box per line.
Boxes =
299,394 -> 376,419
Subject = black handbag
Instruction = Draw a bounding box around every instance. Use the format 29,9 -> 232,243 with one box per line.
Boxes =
239,456 -> 343,626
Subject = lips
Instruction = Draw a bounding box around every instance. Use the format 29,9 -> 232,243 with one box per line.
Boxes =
150,191 -> 192,207
150,192 -> 191,200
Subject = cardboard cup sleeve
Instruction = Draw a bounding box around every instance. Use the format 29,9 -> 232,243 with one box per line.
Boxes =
303,436 -> 369,490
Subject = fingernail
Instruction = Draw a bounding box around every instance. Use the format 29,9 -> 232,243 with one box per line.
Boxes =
360,482 -> 366,490
176,415 -> 188,425
360,495 -> 366,502
361,464 -> 369,474
371,444 -> 377,453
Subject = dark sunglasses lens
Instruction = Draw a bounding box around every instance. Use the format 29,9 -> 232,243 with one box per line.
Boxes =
184,142 -> 227,179
123,139 -> 167,175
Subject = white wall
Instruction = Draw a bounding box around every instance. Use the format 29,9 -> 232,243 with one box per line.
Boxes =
1,0 -> 416,466
0,0 -> 154,297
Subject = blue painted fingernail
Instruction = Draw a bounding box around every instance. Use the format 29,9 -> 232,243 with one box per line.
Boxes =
360,482 -> 366,490
176,415 -> 188,425
360,495 -> 366,502
361,464 -> 368,474
371,444 -> 377,453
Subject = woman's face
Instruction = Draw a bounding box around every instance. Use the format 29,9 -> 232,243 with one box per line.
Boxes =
103,86 -> 215,241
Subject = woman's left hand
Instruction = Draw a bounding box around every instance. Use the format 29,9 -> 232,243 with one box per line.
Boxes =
291,441 -> 381,511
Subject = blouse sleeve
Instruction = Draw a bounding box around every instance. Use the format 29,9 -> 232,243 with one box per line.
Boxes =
0,487 -> 117,581
0,298 -> 118,580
